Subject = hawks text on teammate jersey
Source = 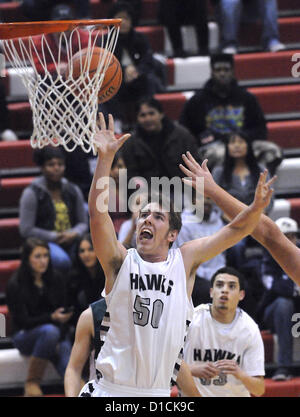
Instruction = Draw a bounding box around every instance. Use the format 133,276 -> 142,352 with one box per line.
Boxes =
130,273 -> 174,296
193,348 -> 241,364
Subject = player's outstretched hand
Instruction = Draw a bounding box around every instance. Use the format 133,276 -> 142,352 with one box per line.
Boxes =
179,152 -> 216,197
93,113 -> 131,156
251,169 -> 277,212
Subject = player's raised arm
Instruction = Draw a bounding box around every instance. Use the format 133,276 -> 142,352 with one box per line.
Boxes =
180,152 -> 300,286
88,113 -> 130,293
179,157 -> 274,274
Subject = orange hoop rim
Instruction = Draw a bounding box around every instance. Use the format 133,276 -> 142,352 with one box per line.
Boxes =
0,19 -> 122,40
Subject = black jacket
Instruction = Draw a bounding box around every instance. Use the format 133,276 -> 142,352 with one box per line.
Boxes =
122,118 -> 200,183
180,79 -> 267,146
6,270 -> 67,334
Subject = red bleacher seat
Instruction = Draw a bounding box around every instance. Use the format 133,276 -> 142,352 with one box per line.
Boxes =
0,218 -> 22,250
263,378 -> 300,397
0,140 -> 34,170
289,198 -> 300,224
235,51 -> 297,81
261,331 -> 274,364
0,260 -> 20,293
0,177 -> 33,209
267,120 -> 300,149
7,102 -> 32,133
0,2 -> 24,23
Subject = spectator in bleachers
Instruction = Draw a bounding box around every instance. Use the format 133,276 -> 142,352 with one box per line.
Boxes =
6,237 -> 73,396
211,131 -> 274,318
121,97 -> 200,185
0,79 -> 18,142
66,233 -> 105,327
22,0 -> 90,21
31,4 -> 90,76
158,0 -> 209,57
216,0 -> 285,54
103,1 -> 167,130
180,53 -> 282,172
108,150 -> 131,235
118,210 -> 138,249
19,146 -> 88,272
173,194 -> 226,307
257,217 -> 300,381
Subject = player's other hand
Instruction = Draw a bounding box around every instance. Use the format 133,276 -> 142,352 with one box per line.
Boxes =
93,113 -> 131,156
190,362 -> 219,379
251,169 -> 277,212
179,152 -> 216,197
214,359 -> 243,378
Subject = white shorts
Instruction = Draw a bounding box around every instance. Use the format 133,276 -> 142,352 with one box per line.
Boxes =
79,378 -> 170,397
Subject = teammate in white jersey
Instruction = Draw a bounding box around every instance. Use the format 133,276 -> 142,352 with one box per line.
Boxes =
79,113 -> 273,397
182,266 -> 265,397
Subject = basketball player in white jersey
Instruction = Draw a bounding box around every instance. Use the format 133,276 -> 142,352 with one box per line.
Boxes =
182,266 -> 265,397
79,113 -> 273,397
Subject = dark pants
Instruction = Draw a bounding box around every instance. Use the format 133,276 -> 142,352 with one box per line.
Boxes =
13,324 -> 72,377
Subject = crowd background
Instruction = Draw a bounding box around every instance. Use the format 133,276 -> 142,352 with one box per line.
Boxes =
0,0 -> 299,397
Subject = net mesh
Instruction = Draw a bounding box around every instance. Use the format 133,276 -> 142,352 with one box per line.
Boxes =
2,22 -> 120,153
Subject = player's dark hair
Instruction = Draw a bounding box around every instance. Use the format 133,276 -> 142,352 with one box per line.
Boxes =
210,53 -> 234,69
33,145 -> 66,167
135,96 -> 164,116
16,237 -> 53,287
220,131 -> 261,189
108,1 -> 135,22
210,266 -> 245,291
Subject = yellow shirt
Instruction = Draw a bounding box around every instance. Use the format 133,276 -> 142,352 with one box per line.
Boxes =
54,200 -> 71,232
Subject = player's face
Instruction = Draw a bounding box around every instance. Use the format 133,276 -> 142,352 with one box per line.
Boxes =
212,62 -> 234,87
42,157 -> 65,183
29,246 -> 50,276
115,11 -> 132,34
78,239 -> 97,269
110,157 -> 126,186
136,202 -> 177,257
228,135 -> 248,159
137,104 -> 164,133
210,273 -> 245,312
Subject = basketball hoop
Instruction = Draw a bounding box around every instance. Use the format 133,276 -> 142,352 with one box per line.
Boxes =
0,19 -> 121,153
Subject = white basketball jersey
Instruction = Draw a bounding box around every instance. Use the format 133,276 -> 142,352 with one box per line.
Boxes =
96,248 -> 193,394
183,304 -> 265,397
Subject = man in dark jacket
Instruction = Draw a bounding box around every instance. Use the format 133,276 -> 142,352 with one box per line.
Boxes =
258,217 -> 300,381
121,97 -> 200,185
180,53 -> 268,169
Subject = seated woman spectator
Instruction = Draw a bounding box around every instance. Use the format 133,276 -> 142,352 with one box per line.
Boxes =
108,150 -> 131,235
67,233 -> 105,324
102,1 -> 167,130
6,238 -> 73,397
19,146 -> 88,272
212,131 -> 274,318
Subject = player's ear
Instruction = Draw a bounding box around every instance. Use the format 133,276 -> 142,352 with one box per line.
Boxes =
239,290 -> 245,301
168,229 -> 178,243
209,287 -> 213,299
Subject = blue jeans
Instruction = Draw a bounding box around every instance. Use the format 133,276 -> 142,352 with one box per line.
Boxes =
12,324 -> 72,377
263,297 -> 294,368
218,0 -> 280,49
48,243 -> 72,273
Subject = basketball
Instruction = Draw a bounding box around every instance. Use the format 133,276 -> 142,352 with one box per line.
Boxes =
69,47 -> 122,103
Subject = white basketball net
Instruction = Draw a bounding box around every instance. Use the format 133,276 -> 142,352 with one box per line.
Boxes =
2,23 -> 120,153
